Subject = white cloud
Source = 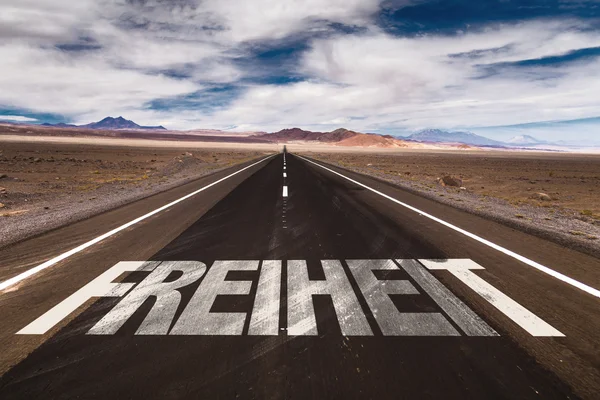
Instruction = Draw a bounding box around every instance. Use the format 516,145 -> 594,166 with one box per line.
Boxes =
0,1 -> 599,140
0,0 -> 380,125
194,20 -> 600,135
0,1 -> 98,42
0,43 -> 200,118
201,0 -> 380,42
0,115 -> 38,122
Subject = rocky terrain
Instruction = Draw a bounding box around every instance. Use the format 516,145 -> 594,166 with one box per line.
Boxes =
303,151 -> 600,257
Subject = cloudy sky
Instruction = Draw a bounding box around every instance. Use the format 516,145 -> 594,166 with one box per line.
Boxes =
1,0 -> 600,141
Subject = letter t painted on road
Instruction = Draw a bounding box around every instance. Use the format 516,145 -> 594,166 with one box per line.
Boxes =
419,259 -> 564,337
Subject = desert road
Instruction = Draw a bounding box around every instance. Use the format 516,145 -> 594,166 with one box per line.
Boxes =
0,151 -> 598,399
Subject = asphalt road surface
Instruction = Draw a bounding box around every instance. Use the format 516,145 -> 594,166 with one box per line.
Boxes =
0,151 -> 598,399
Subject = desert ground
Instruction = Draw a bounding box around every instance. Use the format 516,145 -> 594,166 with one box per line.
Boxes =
1,132 -> 599,255
0,138 -> 273,247
299,150 -> 600,256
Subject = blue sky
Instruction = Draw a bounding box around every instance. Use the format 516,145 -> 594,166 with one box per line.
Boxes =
1,0 -> 600,142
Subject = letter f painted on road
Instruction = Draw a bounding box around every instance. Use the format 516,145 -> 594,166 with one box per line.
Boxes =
17,261 -> 206,335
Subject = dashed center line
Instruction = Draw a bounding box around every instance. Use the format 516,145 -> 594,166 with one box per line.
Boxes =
282,153 -> 288,229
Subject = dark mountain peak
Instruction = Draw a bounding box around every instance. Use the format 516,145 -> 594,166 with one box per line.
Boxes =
41,122 -> 78,128
257,127 -> 361,143
97,116 -> 125,123
319,128 -> 359,142
41,116 -> 166,130
330,128 -> 349,134
265,128 -> 324,141
280,127 -> 316,135
84,116 -> 141,130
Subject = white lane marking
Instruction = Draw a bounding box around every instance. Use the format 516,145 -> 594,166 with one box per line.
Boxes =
0,155 -> 275,292
284,166 -> 286,170
297,155 -> 600,299
283,186 -> 288,197
283,172 -> 287,178
420,259 -> 564,336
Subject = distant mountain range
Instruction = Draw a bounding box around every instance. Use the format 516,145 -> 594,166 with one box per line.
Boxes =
42,116 -> 166,130
505,135 -> 547,146
256,127 -> 361,142
256,127 -> 563,149
256,128 -> 407,148
401,129 -> 506,147
399,129 -> 556,148
4,115 -> 594,149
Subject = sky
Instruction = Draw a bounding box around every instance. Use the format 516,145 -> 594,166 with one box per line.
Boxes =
1,0 -> 600,142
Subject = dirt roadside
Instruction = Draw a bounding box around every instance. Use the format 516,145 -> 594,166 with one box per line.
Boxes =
0,140 -> 273,249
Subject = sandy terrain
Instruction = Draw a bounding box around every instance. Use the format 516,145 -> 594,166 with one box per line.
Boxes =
301,150 -> 600,256
0,139 -> 272,248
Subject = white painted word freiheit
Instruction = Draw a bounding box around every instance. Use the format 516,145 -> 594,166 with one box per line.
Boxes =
18,259 -> 563,337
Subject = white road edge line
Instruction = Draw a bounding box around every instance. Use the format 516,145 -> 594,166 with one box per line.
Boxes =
297,154 -> 600,298
0,155 -> 276,292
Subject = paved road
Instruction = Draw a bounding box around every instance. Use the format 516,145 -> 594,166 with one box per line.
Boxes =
0,152 -> 598,399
